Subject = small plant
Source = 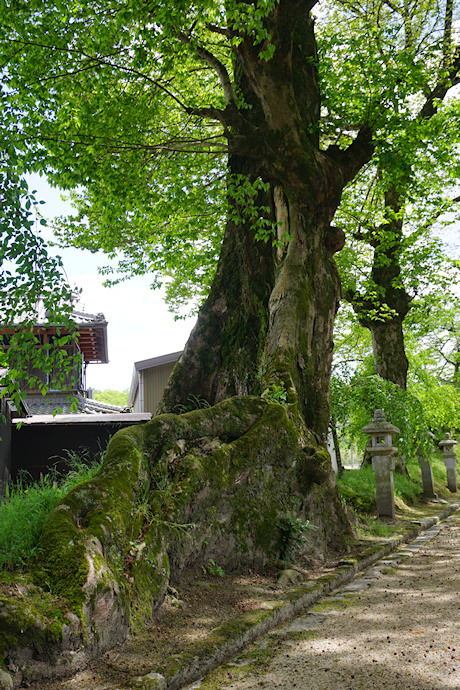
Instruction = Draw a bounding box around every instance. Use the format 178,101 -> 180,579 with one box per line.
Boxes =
277,516 -> 317,561
257,346 -> 289,407
201,559 -> 225,577
261,382 -> 287,405
173,394 -> 211,414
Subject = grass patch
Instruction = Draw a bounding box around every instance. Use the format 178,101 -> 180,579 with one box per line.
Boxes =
337,464 -> 422,516
357,517 -> 399,538
0,450 -> 103,571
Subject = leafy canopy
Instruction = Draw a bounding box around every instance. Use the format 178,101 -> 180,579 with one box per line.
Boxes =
2,0 -> 459,314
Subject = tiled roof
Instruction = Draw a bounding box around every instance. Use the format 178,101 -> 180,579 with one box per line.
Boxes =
24,395 -> 131,417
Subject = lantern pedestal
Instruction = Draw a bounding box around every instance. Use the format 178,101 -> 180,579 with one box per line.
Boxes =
371,455 -> 396,519
417,455 -> 437,499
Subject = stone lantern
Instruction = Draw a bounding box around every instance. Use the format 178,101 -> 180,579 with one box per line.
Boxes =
362,409 -> 400,519
439,433 -> 457,493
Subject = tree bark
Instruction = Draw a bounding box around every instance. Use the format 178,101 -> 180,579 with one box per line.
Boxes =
370,318 -> 409,390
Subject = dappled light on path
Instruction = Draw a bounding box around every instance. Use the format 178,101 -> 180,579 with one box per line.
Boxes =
203,518 -> 459,690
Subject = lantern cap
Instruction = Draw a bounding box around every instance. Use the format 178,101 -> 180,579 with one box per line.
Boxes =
439,432 -> 457,449
361,409 -> 400,436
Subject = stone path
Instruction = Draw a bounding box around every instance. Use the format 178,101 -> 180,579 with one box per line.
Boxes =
187,516 -> 460,689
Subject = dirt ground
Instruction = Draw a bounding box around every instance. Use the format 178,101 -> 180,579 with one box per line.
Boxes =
186,516 -> 460,689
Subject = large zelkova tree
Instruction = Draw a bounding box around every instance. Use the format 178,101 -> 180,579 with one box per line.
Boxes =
326,0 -> 460,390
4,1 -> 460,676
4,0 -> 459,437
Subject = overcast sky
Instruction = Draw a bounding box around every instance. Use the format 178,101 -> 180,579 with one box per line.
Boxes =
29,174 -> 196,392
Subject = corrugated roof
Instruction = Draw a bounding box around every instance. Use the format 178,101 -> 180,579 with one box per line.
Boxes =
134,351 -> 183,371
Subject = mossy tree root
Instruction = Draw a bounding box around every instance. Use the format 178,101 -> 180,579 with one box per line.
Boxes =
1,396 -> 350,685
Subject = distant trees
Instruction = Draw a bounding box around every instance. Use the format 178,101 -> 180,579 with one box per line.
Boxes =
93,389 -> 130,407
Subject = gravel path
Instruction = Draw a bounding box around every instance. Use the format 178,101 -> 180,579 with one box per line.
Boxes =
190,516 -> 460,690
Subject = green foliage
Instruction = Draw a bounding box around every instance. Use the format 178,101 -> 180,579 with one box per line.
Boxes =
261,383 -> 287,406
0,82 -> 80,402
201,559 -> 225,577
93,389 -> 129,407
277,516 -> 317,561
257,347 -> 288,407
2,0 -> 457,320
323,0 -> 460,391
172,394 -> 211,415
331,374 -> 431,463
0,450 -> 102,571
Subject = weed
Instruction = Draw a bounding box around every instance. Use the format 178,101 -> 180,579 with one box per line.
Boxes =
202,559 -> 225,577
357,518 -> 399,538
173,394 -> 210,414
277,516 -> 317,561
0,450 -> 102,571
261,382 -> 287,406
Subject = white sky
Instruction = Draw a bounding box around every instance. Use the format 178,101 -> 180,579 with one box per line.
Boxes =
28,174 -> 196,392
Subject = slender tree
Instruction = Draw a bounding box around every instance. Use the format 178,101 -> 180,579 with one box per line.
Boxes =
0,94 -> 78,407
328,0 -> 460,389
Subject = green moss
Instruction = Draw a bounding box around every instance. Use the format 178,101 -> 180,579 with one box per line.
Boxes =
0,586 -> 66,671
129,526 -> 170,633
35,505 -> 88,613
0,393 -> 352,671
310,597 -> 358,612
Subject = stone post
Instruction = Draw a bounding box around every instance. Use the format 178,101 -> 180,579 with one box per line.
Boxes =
439,433 -> 457,493
417,434 -> 437,500
362,409 -> 400,519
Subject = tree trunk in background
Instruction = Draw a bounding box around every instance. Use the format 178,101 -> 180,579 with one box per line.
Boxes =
347,184 -> 411,391
370,318 -> 409,390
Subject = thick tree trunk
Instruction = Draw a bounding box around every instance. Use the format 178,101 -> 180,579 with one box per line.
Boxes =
160,158 -> 276,411
162,9 -> 356,441
162,177 -> 342,440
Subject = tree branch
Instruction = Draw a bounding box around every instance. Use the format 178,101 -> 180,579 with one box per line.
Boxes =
185,105 -> 228,126
206,23 -> 233,38
418,48 -> 460,120
177,32 -> 235,107
443,0 -> 454,69
325,125 -> 374,185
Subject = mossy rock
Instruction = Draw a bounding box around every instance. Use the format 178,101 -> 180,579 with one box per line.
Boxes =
0,396 -> 349,684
